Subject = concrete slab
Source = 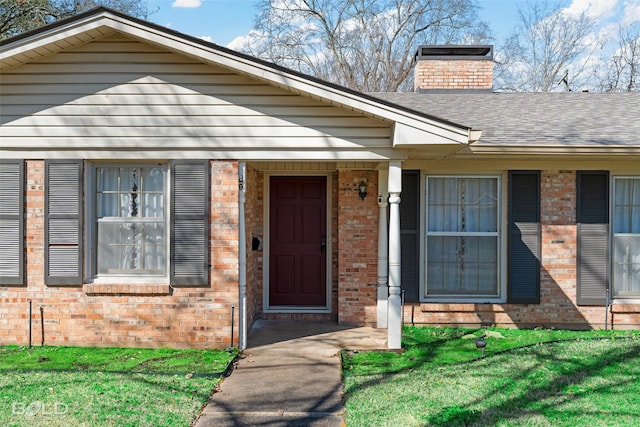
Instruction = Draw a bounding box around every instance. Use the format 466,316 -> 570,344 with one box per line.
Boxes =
193,320 -> 386,427
203,354 -> 342,414
195,412 -> 346,427
247,320 -> 388,356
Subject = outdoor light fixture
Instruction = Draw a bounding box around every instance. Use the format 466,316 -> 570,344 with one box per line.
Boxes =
358,181 -> 367,200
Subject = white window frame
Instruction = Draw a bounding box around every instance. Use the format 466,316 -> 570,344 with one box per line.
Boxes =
84,162 -> 170,284
611,176 -> 640,302
421,174 -> 505,303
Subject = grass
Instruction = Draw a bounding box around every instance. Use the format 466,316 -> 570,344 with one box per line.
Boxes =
0,345 -> 235,374
343,327 -> 640,426
0,346 -> 237,427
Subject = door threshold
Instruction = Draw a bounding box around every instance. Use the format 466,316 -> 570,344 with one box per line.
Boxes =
265,306 -> 331,314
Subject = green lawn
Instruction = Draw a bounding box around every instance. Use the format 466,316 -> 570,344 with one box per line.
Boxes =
343,327 -> 640,426
0,346 -> 237,427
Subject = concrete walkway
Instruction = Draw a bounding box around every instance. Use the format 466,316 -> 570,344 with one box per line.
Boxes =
194,320 -> 387,427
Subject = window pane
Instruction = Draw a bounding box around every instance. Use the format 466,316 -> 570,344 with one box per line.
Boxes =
614,178 -> 640,234
428,178 -> 444,204
613,235 -> 640,297
143,194 -> 164,218
97,193 -> 118,217
119,193 -> 140,217
426,235 -> 498,296
142,167 -> 164,191
97,168 -> 119,192
427,177 -> 497,233
120,167 -> 139,193
97,222 -> 119,274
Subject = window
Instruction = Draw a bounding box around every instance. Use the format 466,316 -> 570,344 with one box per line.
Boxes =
425,176 -> 500,299
612,177 -> 640,298
95,165 -> 167,276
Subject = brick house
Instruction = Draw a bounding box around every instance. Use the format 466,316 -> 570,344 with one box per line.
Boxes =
1,8 -> 638,350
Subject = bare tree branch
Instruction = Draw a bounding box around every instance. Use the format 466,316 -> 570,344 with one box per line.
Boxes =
597,23 -> 640,92
239,0 -> 491,92
1,0 -> 154,39
494,1 -> 598,92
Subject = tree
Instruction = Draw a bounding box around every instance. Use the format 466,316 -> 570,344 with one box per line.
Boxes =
236,0 -> 491,92
597,23 -> 640,92
1,0 -> 153,40
494,1 -> 599,92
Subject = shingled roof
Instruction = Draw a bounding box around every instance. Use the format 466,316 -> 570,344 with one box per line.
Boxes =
373,92 -> 640,148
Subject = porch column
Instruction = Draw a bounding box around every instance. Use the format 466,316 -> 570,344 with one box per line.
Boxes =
377,168 -> 389,328
238,162 -> 248,350
388,161 -> 402,349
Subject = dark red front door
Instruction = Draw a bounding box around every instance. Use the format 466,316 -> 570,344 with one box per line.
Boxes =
269,176 -> 327,306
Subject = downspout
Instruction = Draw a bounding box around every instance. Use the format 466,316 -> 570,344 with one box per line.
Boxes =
238,162 -> 248,349
377,168 -> 389,328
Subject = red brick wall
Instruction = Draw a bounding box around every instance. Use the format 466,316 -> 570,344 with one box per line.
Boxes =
414,59 -> 493,91
0,160 -> 240,349
404,170 -> 640,329
337,170 -> 378,326
244,165 -> 263,326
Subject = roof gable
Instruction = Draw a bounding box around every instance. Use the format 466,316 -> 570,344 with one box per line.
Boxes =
0,7 -> 473,149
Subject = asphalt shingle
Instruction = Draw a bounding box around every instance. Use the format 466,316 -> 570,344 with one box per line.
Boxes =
372,92 -> 640,146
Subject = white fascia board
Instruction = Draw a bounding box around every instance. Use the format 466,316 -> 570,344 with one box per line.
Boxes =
467,144 -> 640,156
0,148 -> 408,161
393,122 -> 470,146
0,19 -> 111,64
1,11 -> 471,146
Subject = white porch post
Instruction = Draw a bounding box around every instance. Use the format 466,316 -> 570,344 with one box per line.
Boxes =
238,162 -> 248,350
388,161 -> 402,349
377,168 -> 389,329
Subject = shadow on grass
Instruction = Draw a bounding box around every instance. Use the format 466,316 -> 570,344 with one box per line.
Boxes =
343,336 -> 640,427
342,327 -> 473,376
437,340 -> 640,427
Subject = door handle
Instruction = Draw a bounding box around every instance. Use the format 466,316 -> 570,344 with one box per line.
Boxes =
320,235 -> 326,253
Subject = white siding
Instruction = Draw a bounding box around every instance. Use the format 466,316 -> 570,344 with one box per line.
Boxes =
0,34 -> 394,160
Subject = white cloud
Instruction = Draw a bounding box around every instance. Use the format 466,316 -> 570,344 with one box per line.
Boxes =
172,0 -> 202,8
227,31 -> 260,50
621,0 -> 640,25
562,0 -> 618,21
199,36 -> 213,43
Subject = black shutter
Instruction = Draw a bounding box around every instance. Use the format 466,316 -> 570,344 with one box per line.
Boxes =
45,160 -> 83,286
577,171 -> 609,305
0,160 -> 25,286
508,171 -> 541,304
170,160 -> 210,287
400,170 -> 420,302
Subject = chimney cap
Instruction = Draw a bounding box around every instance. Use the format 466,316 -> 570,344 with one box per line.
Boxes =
415,45 -> 493,60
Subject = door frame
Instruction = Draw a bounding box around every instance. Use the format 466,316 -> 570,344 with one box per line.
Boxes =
263,172 -> 332,313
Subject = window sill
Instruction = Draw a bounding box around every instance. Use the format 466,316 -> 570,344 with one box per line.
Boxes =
610,303 -> 640,313
83,283 -> 171,296
419,302 -> 506,312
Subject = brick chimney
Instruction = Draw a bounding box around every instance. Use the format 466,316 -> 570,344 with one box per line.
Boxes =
413,45 -> 493,92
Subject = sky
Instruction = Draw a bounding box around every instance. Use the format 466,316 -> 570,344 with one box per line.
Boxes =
148,0 -> 520,46
146,0 -> 638,50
